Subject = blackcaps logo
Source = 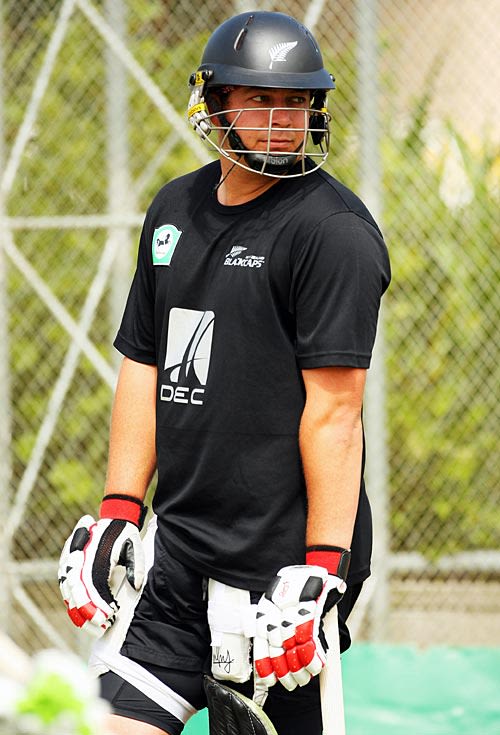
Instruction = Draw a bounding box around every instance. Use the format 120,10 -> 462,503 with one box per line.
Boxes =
224,246 -> 265,268
160,308 -> 215,406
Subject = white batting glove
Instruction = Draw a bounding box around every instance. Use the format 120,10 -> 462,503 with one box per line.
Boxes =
254,546 -> 350,691
58,494 -> 146,636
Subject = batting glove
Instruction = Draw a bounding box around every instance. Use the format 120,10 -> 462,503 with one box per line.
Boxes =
254,546 -> 350,691
58,494 -> 147,636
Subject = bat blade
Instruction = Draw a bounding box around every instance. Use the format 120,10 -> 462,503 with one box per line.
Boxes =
320,606 -> 346,735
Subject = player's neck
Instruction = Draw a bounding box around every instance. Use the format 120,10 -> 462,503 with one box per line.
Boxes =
216,158 -> 279,206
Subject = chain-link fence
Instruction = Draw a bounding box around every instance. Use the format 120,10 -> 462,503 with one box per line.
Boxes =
1,0 -> 499,658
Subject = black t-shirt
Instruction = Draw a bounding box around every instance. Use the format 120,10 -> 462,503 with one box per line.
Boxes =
115,160 -> 391,590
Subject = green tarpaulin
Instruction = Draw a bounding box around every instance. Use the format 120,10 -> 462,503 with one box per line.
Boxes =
184,644 -> 500,734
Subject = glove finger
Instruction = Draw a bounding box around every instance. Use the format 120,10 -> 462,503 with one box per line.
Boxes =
88,604 -> 115,632
66,602 -> 88,628
280,645 -> 313,688
254,661 -> 276,687
296,640 -> 316,667
285,639 -> 324,682
298,618 -> 327,677
292,668 -> 312,687
296,637 -> 326,676
295,616 -> 314,645
270,645 -> 299,691
80,605 -> 114,636
81,617 -> 112,638
66,598 -> 97,627
67,589 -> 116,630
304,649 -> 325,677
64,586 -> 110,627
253,635 -> 277,688
275,669 -> 298,691
284,645 -> 312,685
286,655 -> 312,687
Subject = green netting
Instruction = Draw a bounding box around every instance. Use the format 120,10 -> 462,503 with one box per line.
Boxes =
184,645 -> 500,735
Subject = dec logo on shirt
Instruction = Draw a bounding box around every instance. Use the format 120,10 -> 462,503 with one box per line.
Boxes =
160,307 -> 215,406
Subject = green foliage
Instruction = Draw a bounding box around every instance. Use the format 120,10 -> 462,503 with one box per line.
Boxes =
383,100 -> 500,557
16,672 -> 91,734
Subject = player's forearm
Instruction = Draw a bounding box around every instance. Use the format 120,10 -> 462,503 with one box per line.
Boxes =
300,368 -> 366,550
300,414 -> 363,549
104,357 -> 157,501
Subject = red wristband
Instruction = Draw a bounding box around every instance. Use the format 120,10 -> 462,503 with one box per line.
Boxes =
99,493 -> 146,529
306,545 -> 351,581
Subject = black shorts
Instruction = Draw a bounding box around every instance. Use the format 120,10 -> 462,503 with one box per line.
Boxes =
99,541 -> 363,735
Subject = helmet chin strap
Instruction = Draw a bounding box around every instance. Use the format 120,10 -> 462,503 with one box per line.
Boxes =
243,149 -> 301,176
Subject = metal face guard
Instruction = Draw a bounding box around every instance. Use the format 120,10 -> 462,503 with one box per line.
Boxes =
192,105 -> 331,178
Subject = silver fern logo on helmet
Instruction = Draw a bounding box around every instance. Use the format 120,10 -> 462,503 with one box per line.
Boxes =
268,41 -> 298,70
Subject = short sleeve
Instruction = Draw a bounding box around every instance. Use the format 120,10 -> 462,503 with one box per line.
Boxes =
291,212 -> 391,369
113,219 -> 157,364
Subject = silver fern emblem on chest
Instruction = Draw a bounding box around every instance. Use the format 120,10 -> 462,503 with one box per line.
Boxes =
268,41 -> 298,70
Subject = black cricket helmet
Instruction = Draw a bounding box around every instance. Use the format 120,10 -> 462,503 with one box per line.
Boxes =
187,11 -> 335,177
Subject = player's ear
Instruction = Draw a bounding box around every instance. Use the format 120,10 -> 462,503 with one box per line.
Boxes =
205,89 -> 233,139
206,86 -> 233,115
309,89 -> 329,145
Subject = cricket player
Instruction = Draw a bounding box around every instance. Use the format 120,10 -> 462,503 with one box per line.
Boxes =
58,11 -> 390,735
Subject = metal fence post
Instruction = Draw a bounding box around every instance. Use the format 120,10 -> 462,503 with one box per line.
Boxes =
356,0 -> 390,641
0,0 -> 13,637
105,0 -> 134,359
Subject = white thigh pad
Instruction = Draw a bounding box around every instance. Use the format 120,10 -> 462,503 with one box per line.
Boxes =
207,579 -> 257,684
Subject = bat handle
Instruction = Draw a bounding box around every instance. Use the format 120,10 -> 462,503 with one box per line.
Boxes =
319,606 -> 346,735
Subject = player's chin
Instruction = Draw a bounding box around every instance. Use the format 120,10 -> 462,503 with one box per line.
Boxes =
256,140 -> 298,153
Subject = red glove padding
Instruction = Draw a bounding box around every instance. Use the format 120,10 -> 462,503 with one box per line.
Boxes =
254,546 -> 350,691
58,494 -> 147,635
